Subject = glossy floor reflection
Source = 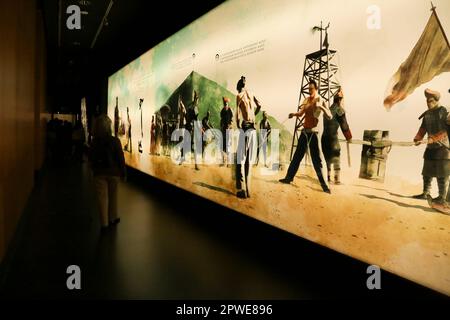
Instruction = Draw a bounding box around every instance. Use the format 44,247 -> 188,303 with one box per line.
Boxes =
0,160 -> 445,299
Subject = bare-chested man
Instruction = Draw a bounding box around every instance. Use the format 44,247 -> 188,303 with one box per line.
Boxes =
235,76 -> 262,198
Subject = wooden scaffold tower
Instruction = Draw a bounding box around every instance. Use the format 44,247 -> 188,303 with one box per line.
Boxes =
290,22 -> 341,160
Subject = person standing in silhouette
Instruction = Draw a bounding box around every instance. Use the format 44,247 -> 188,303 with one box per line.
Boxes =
90,114 -> 126,230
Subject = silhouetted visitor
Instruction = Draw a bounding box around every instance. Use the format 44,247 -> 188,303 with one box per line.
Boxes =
89,114 -> 126,230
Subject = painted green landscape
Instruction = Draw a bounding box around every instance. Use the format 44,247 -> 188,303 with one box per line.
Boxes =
160,71 -> 293,162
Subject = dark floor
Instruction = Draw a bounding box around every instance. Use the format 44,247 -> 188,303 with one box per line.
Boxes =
0,159 -> 446,299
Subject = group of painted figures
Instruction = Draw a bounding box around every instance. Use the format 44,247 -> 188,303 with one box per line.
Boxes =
113,77 -> 450,212
281,84 -> 450,213
280,82 -> 450,213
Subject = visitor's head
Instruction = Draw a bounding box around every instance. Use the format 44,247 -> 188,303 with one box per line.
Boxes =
93,114 -> 112,139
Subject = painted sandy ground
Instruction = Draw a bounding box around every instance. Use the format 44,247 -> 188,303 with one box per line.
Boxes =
124,151 -> 450,295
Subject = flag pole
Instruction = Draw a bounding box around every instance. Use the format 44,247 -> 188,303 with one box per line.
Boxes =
430,2 -> 450,49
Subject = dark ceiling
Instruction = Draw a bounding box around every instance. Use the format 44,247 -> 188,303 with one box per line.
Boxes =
42,0 -> 226,114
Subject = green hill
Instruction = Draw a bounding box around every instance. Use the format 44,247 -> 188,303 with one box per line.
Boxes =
161,71 -> 293,163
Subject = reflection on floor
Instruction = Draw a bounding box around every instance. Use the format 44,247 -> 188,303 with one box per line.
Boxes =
0,160 -> 445,299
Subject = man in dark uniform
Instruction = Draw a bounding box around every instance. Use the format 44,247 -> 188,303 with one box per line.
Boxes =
150,115 -> 156,155
201,110 -> 213,161
114,97 -> 119,137
177,95 -> 187,163
321,88 -> 352,184
220,97 -> 233,166
279,79 -> 332,193
258,111 -> 271,167
123,107 -> 132,153
413,88 -> 450,206
186,91 -> 201,170
202,110 -> 213,132
155,112 -> 163,155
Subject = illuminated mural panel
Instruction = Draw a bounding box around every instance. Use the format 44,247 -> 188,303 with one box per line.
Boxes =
108,0 -> 450,295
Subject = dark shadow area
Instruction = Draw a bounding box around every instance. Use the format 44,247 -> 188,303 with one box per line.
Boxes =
352,184 -> 388,192
296,174 -> 322,185
388,192 -> 419,199
0,160 -> 446,299
305,185 -> 324,193
193,182 -> 234,196
359,193 -> 435,212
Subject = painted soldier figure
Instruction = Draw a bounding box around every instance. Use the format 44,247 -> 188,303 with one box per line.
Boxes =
150,115 -> 156,155
413,88 -> 450,206
202,110 -> 213,132
201,110 -> 213,161
321,88 -> 352,184
123,107 -> 132,153
186,91 -> 201,170
177,95 -> 187,163
279,79 -> 332,193
177,94 -> 187,130
155,112 -> 163,156
220,97 -> 233,166
258,111 -> 271,167
235,76 -> 262,198
114,97 -> 119,137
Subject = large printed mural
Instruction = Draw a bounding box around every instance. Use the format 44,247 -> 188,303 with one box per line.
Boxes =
108,0 -> 450,295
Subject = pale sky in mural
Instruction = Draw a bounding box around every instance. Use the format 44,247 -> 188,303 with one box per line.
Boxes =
108,0 -> 450,185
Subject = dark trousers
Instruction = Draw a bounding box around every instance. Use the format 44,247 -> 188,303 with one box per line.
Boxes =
286,131 -> 327,186
423,175 -> 449,200
125,128 -> 132,152
236,122 -> 256,194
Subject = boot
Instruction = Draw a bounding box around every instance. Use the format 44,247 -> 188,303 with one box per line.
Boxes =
413,176 -> 431,199
436,177 -> 448,205
236,190 -> 246,198
318,174 -> 331,194
279,177 -> 292,184
334,170 -> 341,185
433,196 -> 445,205
220,152 -> 227,167
413,192 -> 429,199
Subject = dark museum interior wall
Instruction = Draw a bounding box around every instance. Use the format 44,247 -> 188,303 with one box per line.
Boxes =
0,0 -> 47,261
42,0 -> 226,116
0,0 -> 226,263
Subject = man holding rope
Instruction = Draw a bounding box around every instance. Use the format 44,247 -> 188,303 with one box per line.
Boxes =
321,87 -> 352,184
413,88 -> 450,208
279,79 -> 332,193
